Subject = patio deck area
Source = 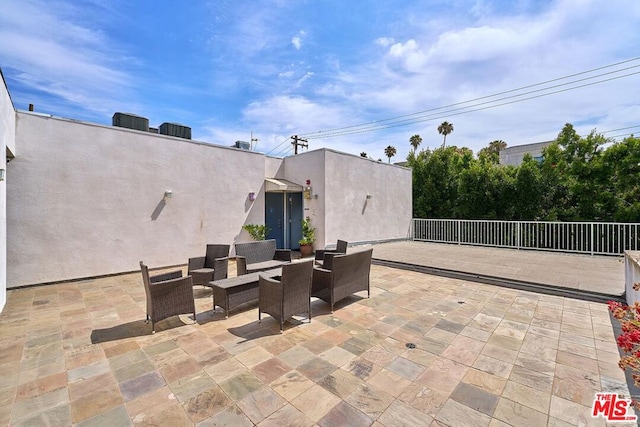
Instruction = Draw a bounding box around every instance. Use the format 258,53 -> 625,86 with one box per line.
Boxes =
0,244 -> 635,426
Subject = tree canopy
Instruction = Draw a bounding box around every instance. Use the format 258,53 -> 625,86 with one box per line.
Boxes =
409,123 -> 640,222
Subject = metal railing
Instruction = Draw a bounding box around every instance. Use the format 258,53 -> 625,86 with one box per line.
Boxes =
412,219 -> 640,256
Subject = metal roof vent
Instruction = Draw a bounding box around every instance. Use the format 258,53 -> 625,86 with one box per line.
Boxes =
159,122 -> 191,139
234,141 -> 251,150
112,112 -> 149,132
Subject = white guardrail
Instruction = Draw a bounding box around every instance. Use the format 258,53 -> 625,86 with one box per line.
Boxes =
412,219 -> 640,256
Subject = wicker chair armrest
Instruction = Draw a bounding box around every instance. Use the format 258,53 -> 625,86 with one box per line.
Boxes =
236,256 -> 248,276
150,269 -> 183,283
148,275 -> 193,295
274,249 -> 292,261
259,275 -> 282,288
213,257 -> 229,281
315,249 -> 326,261
322,252 -> 341,270
187,256 -> 206,273
259,275 -> 283,309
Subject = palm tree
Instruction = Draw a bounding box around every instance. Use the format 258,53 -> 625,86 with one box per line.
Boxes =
360,152 -> 368,157
409,134 -> 422,152
384,145 -> 397,163
437,121 -> 454,148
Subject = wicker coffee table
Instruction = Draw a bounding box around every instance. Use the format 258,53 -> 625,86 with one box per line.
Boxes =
208,268 -> 282,318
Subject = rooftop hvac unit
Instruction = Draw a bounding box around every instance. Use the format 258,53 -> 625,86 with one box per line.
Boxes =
234,141 -> 251,150
159,122 -> 191,139
112,112 -> 149,132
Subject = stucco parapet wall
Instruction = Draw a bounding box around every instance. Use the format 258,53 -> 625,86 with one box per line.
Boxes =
625,251 -> 640,305
287,147 -> 411,170
15,111 -> 266,157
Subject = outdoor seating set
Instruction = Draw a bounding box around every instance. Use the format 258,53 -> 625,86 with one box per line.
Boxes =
140,239 -> 373,333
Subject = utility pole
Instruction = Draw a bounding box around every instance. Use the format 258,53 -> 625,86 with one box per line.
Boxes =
250,130 -> 258,151
291,135 -> 308,155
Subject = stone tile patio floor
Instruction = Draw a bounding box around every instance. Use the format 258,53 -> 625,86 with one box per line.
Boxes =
0,260 -> 636,426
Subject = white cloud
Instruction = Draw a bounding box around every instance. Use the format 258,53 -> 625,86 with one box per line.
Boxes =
375,37 -> 394,47
291,30 -> 306,50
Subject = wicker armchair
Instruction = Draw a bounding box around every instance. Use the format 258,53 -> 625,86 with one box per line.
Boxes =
315,239 -> 348,266
311,248 -> 373,313
140,262 -> 196,333
188,244 -> 230,286
258,260 -> 314,332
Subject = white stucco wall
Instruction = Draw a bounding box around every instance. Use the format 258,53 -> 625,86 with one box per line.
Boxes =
0,71 -> 15,308
8,113 -> 266,287
7,110 -> 412,287
323,150 -> 412,245
285,149 -> 412,248
280,150 -> 327,245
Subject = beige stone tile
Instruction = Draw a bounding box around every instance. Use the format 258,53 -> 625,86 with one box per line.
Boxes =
508,364 -> 553,394
345,382 -> 395,418
125,386 -> 178,423
416,357 -> 469,394
377,400 -> 434,427
290,384 -> 340,422
493,397 -> 547,426
472,354 -> 513,379
257,403 -> 314,427
480,343 -> 518,364
367,368 -> 412,397
549,395 -> 605,427
462,368 -> 507,395
556,350 -> 599,375
270,370 -> 315,401
235,345 -> 273,368
435,398 -> 491,427
502,380 -> 550,413
441,335 -> 485,366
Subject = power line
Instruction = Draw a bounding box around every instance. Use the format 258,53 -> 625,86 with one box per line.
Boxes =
296,58 -> 640,140
299,71 -> 640,139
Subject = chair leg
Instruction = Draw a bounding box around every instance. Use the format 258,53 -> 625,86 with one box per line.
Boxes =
193,310 -> 197,324
280,317 -> 284,334
151,321 -> 155,334
258,309 -> 261,323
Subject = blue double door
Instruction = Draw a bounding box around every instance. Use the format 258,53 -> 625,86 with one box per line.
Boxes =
265,192 -> 303,250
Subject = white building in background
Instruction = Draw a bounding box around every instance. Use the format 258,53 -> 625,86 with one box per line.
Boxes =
0,71 -> 412,304
499,141 -> 553,166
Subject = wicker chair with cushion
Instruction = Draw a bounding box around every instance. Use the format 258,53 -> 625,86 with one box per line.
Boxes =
235,239 -> 292,276
258,260 -> 314,332
188,244 -> 230,286
314,239 -> 348,266
311,248 -> 373,313
140,261 -> 196,333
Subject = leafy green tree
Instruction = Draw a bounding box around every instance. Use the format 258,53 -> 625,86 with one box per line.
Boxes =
412,146 -> 469,218
512,154 -> 544,220
478,140 -> 507,164
384,145 -> 397,163
602,135 -> 640,221
438,121 -> 454,148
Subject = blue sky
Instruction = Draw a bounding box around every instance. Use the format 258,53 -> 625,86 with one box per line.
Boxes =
1,0 -> 639,160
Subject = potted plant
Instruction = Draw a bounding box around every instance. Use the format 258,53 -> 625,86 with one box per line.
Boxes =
298,216 -> 316,257
242,224 -> 270,241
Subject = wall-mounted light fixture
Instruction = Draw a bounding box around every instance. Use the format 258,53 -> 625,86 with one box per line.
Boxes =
0,169 -> 4,181
249,192 -> 256,201
366,194 -> 372,199
164,190 -> 173,200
